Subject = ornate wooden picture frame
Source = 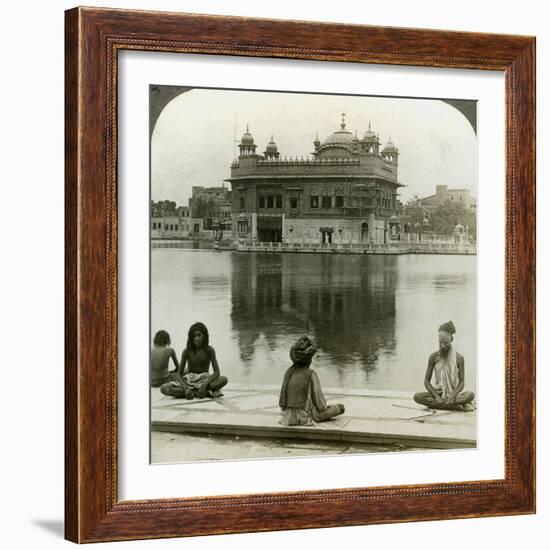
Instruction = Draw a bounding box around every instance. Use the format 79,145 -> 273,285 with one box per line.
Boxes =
65,6 -> 535,543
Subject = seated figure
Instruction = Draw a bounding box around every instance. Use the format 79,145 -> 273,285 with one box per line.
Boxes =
414,321 -> 475,411
160,322 -> 228,399
279,336 -> 345,426
150,329 -> 179,388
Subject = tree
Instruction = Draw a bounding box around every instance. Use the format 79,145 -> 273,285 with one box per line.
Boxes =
431,200 -> 477,239
401,198 -> 425,233
156,200 -> 177,213
191,197 -> 216,218
403,204 -> 425,228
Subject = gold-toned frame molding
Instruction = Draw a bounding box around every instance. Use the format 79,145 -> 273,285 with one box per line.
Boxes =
65,6 -> 535,543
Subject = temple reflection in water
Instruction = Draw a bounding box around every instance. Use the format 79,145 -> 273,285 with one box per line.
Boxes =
230,253 -> 397,386
156,249 -> 475,391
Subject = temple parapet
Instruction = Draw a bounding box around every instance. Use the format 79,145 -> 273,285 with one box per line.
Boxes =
229,156 -> 398,181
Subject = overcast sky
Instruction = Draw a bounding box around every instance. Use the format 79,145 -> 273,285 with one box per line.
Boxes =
151,87 -> 477,206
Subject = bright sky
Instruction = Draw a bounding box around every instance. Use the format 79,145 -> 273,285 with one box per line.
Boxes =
151,87 -> 477,206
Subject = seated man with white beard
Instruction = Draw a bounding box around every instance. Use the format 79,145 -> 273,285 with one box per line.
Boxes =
413,321 -> 475,411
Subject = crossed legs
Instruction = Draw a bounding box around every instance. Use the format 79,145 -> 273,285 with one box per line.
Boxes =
413,391 -> 475,410
312,403 -> 345,422
160,375 -> 228,398
208,376 -> 228,392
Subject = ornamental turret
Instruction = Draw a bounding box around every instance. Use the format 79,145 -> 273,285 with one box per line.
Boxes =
361,121 -> 380,154
239,124 -> 257,157
264,135 -> 280,159
381,136 -> 399,164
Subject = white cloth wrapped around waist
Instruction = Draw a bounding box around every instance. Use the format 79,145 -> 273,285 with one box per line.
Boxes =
182,372 -> 210,389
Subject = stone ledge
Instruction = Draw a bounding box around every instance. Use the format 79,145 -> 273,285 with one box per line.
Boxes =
151,386 -> 476,451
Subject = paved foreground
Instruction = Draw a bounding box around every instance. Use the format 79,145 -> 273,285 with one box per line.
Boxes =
151,431 -> 426,463
151,384 -> 476,457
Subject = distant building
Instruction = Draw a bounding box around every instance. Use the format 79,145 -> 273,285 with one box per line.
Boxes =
151,214 -> 183,238
151,200 -> 177,218
191,186 -> 230,203
176,205 -> 192,219
189,186 -> 232,236
226,115 -> 403,245
151,201 -> 203,238
189,186 -> 232,218
418,184 -> 475,211
189,218 -> 205,235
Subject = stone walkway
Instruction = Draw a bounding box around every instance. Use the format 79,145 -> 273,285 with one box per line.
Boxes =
151,384 -> 476,450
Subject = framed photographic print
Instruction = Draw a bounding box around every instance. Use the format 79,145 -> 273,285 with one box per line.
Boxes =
65,6 -> 535,543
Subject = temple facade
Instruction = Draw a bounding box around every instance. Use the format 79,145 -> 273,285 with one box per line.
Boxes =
226,114 -> 403,245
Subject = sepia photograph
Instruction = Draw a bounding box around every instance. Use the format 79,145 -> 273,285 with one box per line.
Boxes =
57,3 -> 537,544
149,85 -> 478,464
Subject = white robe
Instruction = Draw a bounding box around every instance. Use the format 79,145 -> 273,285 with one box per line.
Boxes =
433,347 -> 459,399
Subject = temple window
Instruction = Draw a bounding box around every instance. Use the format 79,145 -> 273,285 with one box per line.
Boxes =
321,196 -> 332,208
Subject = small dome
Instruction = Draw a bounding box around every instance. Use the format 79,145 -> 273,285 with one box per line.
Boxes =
241,124 -> 254,145
383,138 -> 398,152
363,121 -> 377,141
265,135 -> 278,153
363,130 -> 376,141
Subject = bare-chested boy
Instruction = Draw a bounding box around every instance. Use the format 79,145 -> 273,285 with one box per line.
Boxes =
150,330 -> 179,387
160,322 -> 228,399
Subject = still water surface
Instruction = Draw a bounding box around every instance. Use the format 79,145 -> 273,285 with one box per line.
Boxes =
152,250 -> 476,392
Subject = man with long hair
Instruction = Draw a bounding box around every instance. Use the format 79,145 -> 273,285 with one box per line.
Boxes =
160,322 -> 228,399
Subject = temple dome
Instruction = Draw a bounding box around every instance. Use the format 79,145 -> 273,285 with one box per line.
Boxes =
322,130 -> 354,146
241,125 -> 255,145
322,114 -> 354,147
